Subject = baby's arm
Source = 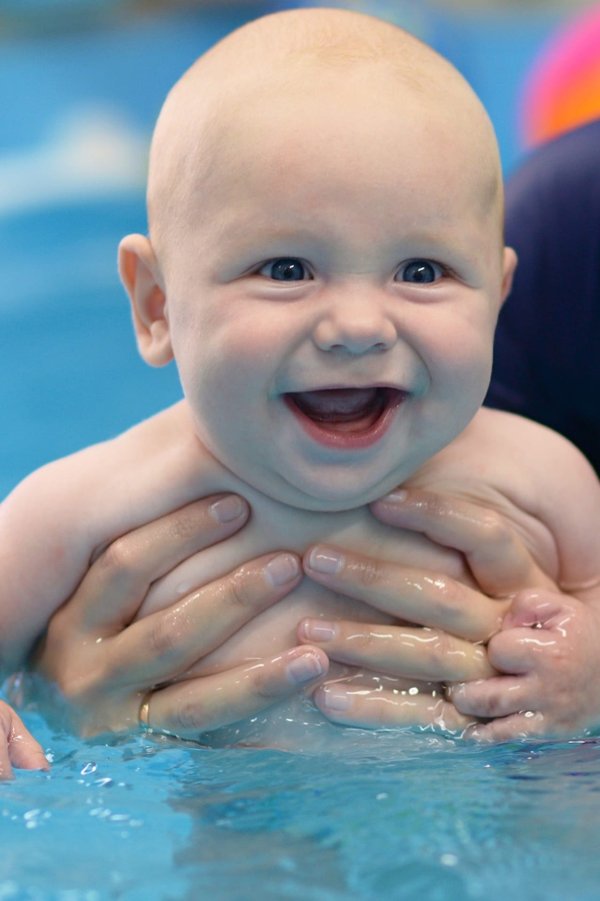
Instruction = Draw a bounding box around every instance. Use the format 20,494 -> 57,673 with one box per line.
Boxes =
0,700 -> 48,778
0,456 -> 99,672
0,405 -> 213,672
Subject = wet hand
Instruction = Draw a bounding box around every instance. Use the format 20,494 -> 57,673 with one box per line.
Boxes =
32,495 -> 327,739
449,590 -> 600,741
0,700 -> 48,779
300,488 -> 559,734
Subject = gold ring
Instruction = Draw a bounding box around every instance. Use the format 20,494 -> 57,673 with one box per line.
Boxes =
138,690 -> 153,733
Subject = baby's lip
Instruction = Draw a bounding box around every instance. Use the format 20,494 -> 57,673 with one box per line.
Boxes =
283,386 -> 407,446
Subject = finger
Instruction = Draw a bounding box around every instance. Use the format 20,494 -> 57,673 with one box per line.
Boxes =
486,627 -> 556,674
106,552 -> 303,686
371,489 -> 557,597
147,646 -> 329,737
313,682 -> 473,734
465,712 -> 546,742
297,618 -> 494,681
65,494 -> 250,634
502,588 -> 575,630
448,675 -> 532,718
0,704 -> 48,777
303,544 -> 508,641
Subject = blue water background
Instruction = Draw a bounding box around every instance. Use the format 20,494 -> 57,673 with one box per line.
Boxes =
3,3 -> 600,899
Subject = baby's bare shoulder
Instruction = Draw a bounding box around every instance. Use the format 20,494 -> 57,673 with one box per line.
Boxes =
413,407 -> 600,590
6,401 -> 219,541
426,407 -> 593,484
0,402 -> 220,666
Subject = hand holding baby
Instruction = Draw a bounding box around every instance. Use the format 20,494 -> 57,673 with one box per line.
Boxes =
305,488 -> 600,741
28,487 -> 600,745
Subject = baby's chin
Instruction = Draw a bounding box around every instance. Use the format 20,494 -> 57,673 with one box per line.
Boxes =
239,461 -> 414,513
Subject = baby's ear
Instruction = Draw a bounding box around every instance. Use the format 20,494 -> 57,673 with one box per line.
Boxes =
500,246 -> 518,305
118,234 -> 173,367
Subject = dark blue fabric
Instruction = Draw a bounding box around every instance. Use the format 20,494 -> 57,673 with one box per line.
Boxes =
486,118 -> 600,472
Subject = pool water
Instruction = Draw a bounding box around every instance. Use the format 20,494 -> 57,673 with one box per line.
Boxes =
3,5 -> 600,899
4,714 -> 600,900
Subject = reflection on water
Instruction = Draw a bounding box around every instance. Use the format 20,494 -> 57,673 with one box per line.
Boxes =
3,709 -> 600,900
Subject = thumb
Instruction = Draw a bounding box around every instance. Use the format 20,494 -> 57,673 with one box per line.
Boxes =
502,588 -> 575,631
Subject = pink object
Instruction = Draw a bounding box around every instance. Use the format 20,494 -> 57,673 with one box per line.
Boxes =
521,3 -> 600,147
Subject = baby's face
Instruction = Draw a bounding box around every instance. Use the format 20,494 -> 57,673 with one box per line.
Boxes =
146,69 -> 513,511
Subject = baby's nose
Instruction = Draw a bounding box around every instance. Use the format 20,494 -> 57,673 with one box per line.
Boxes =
312,291 -> 397,355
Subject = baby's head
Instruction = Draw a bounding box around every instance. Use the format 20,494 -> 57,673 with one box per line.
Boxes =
119,7 -> 516,511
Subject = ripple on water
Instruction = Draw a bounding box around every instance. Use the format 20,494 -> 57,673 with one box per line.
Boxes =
3,711 -> 600,899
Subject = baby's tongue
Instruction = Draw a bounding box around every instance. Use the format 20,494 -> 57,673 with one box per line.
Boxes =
292,387 -> 379,423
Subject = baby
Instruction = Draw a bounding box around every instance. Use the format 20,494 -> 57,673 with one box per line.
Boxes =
3,8 -> 600,753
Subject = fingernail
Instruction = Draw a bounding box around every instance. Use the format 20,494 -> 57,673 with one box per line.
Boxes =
286,651 -> 326,684
210,495 -> 245,523
306,546 -> 344,575
381,488 -> 407,504
265,553 -> 300,586
298,619 -> 337,642
317,686 -> 352,711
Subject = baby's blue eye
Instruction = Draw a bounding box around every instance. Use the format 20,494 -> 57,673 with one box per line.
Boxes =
261,258 -> 310,281
397,260 -> 444,284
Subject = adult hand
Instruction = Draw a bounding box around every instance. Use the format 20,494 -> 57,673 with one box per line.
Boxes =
0,700 -> 48,778
32,494 -> 327,739
299,487 -> 559,735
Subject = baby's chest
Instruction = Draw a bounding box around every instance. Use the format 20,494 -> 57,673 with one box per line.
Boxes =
137,495 -> 474,673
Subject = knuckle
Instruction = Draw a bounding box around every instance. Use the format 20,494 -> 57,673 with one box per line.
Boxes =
428,574 -> 467,619
348,630 -> 378,656
475,689 -> 504,718
224,570 -> 259,610
253,670 -> 287,701
354,560 -> 383,589
170,697 -> 207,734
427,631 -> 455,673
99,536 -> 137,577
168,508 -> 203,542
55,663 -> 107,703
147,610 -> 185,659
423,494 -> 448,519
428,577 -> 497,642
479,511 -> 511,548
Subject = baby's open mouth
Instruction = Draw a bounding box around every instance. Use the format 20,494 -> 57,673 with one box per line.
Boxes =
285,387 -> 402,435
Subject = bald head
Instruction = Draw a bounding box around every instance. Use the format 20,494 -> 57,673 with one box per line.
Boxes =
147,7 -> 503,256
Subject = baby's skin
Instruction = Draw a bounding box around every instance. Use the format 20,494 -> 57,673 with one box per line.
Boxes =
3,402 -> 600,748
3,9 -> 600,749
